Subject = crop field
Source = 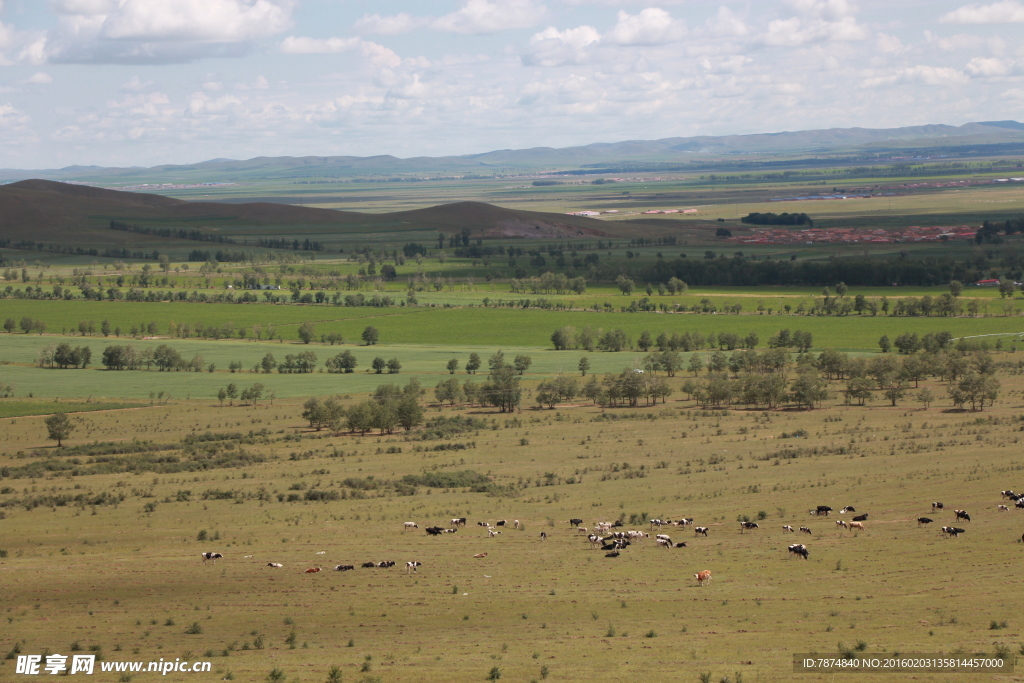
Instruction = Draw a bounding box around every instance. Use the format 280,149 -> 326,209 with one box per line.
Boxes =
2,368 -> 1024,682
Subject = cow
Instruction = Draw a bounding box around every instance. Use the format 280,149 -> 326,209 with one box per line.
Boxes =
334,564 -> 354,571
362,562 -> 376,568
740,522 -> 759,532
425,526 -> 445,536
998,505 -> 1009,512
540,532 -> 547,540
378,561 -> 396,568
849,521 -> 865,530
496,520 -> 507,527
678,518 -> 694,526
799,526 -> 812,535
569,518 -> 583,527
514,520 -> 521,530
782,525 -> 794,533
649,519 -> 664,530
478,522 -> 490,527
575,527 -> 589,535
444,528 -> 458,533
403,522 -> 418,531
450,518 -> 463,527
1017,500 -> 1024,510
814,506 -> 833,516
675,542 -> 688,548
304,567 -> 321,573
267,562 -> 283,568
473,553 -> 488,559
488,528 -> 501,537
656,534 -> 672,543
405,561 -> 422,574
840,506 -> 856,514
917,517 -> 933,526
788,544 -> 809,559
694,527 -> 709,537
836,520 -> 848,529
954,510 -> 971,523
201,552 -> 223,564
1001,490 -> 1016,500
656,538 -> 672,549
852,514 -> 868,522
932,502 -> 944,512
942,526 -> 966,537
694,570 -> 712,586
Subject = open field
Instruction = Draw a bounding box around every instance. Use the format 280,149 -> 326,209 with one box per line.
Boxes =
2,367 -> 1024,682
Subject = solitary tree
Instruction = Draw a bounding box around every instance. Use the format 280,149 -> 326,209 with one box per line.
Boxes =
513,355 -> 532,375
578,356 -> 590,376
446,358 -> 459,374
362,326 -> 380,345
466,352 -> 481,374
949,280 -> 963,298
372,356 -> 386,374
297,322 -> 316,344
44,412 -> 74,447
225,383 -> 238,405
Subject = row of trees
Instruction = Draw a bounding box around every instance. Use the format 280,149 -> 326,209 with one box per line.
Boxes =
301,380 -> 424,434
552,326 -> 814,353
36,343 -> 92,369
216,383 -> 268,405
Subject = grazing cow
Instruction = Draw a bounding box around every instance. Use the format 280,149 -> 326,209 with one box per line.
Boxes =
315,551 -> 326,555
694,527 -> 709,537
955,510 -> 971,523
405,561 -> 422,574
576,527 -> 589,535
267,562 -> 283,568
917,517 -> 933,526
852,514 -> 868,522
799,526 -> 812,535
201,552 -> 223,564
334,564 -> 354,571
425,526 -> 445,536
362,562 -> 376,568
840,506 -> 856,514
694,570 -> 712,586
998,505 -> 1009,512
942,526 -> 966,537
488,528 -> 501,537
656,538 -> 671,549
1017,500 -> 1024,510
656,534 -> 672,544
403,522 -> 418,531
305,567 -> 321,573
478,522 -> 490,527
1001,490 -> 1016,500
569,518 -> 583,527
473,553 -> 488,559
814,506 -> 833,516
540,532 -> 547,540
932,502 -> 944,512
836,520 -> 848,529
678,518 -> 695,526
788,544 -> 809,559
649,519 -> 664,530
740,522 -> 759,532
450,518 -> 462,527
849,521 -> 865,530
782,525 -> 794,533
378,561 -> 396,568
514,520 -> 521,530
444,528 -> 458,533
496,520 -> 507,527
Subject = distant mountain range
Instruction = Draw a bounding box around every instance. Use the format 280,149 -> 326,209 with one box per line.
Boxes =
1,120 -> 1022,183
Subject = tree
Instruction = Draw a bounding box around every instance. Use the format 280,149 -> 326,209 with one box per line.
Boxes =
615,274 -> 635,295
297,321 -> 316,344
447,358 -> 459,374
513,355 -> 532,375
326,351 -> 357,373
551,326 -> 576,350
217,388 -> 227,406
578,356 -> 590,376
260,353 -> 277,374
396,393 -> 424,431
19,316 -> 33,333
101,319 -> 111,337
325,332 -> 343,345
790,369 -> 830,409
44,412 -> 74,447
878,335 -> 892,353
949,280 -> 963,298
386,357 -> 402,374
372,356 -> 386,374
835,282 -> 848,298
637,330 -> 652,352
3,318 -> 14,333
481,365 -> 522,413
434,377 -> 462,406
225,383 -> 238,405
998,278 -> 1016,299
688,354 -> 705,376
466,352 -> 481,374
362,326 -> 379,345
302,398 -> 344,431
916,387 -> 934,410
882,377 -> 908,406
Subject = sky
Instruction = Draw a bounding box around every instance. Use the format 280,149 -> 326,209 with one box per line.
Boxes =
0,0 -> 1022,169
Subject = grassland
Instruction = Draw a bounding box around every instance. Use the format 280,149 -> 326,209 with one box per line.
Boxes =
2,367 -> 1024,682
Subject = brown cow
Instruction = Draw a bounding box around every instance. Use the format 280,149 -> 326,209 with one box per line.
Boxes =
694,570 -> 712,586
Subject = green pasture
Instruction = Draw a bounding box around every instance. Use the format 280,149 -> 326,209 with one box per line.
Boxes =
0,399 -> 142,418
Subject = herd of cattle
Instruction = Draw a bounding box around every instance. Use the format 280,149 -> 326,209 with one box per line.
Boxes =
199,489 -> 1024,580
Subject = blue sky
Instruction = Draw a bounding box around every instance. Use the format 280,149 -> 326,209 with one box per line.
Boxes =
0,0 -> 1022,168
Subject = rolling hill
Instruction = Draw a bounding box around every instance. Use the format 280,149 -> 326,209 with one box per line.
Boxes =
0,179 -> 610,250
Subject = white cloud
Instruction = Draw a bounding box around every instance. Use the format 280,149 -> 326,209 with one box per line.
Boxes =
49,0 -> 117,15
860,65 -> 970,88
703,7 -> 749,38
875,33 -> 906,54
431,0 -> 545,34
966,56 -> 1017,76
784,0 -> 857,21
941,1 -> 1024,23
523,24 -> 600,67
605,8 -> 686,46
98,0 -> 295,42
279,36 -> 359,54
25,72 -> 53,84
119,76 -> 154,92
353,13 -> 423,36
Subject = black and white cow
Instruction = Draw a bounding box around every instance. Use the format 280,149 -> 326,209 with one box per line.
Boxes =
931,502 -> 944,512
334,564 -> 354,571
788,544 -> 809,559
406,561 -> 422,574
694,527 -> 709,537
740,522 -> 759,532
201,552 -> 223,564
954,509 -> 971,523
917,517 -> 933,526
425,526 -> 445,536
